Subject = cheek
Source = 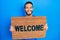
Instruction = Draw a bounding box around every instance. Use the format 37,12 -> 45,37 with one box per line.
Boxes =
25,8 -> 28,12
30,8 -> 33,11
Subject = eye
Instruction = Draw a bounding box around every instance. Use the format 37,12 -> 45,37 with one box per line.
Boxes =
26,7 -> 28,9
30,7 -> 33,9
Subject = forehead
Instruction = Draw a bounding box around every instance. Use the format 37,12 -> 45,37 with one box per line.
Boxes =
25,3 -> 33,7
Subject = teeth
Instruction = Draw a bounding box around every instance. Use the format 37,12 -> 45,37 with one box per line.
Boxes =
14,25 -> 44,32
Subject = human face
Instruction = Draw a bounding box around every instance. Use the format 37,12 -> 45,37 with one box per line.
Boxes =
25,3 -> 33,16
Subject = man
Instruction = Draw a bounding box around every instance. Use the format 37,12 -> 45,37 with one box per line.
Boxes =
10,1 -> 48,40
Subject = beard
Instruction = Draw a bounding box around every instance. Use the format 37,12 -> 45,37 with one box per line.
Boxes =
26,11 -> 33,16
26,13 -> 32,16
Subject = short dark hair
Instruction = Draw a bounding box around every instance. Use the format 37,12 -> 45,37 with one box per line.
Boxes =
24,1 -> 33,8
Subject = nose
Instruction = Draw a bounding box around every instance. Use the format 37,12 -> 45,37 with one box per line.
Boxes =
28,9 -> 31,12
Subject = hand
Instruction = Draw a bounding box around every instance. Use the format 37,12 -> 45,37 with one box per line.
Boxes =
44,24 -> 48,30
10,26 -> 15,32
